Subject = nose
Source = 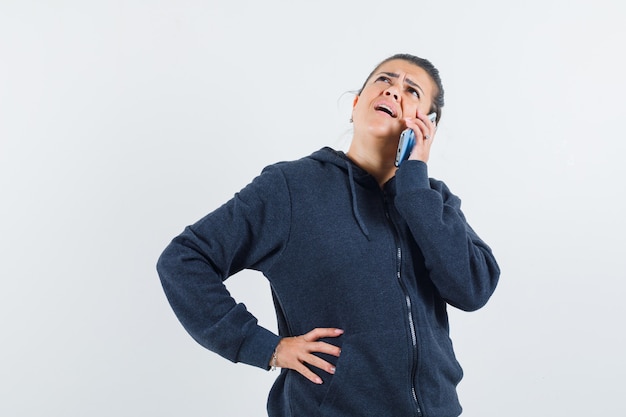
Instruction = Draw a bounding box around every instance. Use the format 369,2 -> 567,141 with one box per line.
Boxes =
384,88 -> 399,101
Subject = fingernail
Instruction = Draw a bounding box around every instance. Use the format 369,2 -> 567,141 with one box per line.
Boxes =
330,367 -> 336,374
315,377 -> 323,384
335,329 -> 344,334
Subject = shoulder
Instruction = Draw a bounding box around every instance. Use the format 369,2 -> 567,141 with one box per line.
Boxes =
265,147 -> 345,179
427,177 -> 448,193
428,177 -> 461,207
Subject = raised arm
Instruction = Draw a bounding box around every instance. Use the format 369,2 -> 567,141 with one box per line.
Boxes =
395,160 -> 500,311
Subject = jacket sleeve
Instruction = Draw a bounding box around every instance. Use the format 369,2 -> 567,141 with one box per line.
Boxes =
156,165 -> 289,369
394,160 -> 500,311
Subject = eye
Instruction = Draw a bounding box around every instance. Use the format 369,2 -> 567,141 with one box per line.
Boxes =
407,87 -> 421,99
375,75 -> 391,83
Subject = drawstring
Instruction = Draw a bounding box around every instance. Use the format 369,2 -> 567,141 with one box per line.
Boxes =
345,160 -> 370,239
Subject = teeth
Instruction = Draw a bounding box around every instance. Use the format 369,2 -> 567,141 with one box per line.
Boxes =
376,104 -> 394,116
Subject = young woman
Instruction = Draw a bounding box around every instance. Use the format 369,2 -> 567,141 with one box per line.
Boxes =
157,53 -> 500,417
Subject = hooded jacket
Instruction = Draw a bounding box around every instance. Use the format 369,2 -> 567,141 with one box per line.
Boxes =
157,147 -> 500,417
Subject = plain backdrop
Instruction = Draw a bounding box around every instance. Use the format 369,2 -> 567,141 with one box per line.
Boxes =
1,1 -> 625,416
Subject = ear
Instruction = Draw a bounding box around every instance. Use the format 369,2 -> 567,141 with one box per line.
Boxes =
349,96 -> 359,123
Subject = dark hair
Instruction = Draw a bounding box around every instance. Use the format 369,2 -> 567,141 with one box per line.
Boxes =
358,53 -> 445,124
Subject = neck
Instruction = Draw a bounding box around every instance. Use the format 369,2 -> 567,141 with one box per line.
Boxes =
346,133 -> 398,187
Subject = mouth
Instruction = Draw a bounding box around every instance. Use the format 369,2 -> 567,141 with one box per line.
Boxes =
374,102 -> 397,118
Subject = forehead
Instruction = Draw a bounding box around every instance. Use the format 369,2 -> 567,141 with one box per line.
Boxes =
369,59 -> 436,95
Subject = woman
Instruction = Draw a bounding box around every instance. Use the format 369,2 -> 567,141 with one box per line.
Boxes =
157,53 -> 500,417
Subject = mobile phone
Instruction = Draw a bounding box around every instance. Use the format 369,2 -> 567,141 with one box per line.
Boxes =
394,112 -> 437,167
428,112 -> 437,126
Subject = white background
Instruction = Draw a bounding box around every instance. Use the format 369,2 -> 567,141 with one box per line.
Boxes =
2,1 -> 625,416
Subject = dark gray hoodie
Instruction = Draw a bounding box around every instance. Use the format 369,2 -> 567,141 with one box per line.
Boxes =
157,147 -> 500,417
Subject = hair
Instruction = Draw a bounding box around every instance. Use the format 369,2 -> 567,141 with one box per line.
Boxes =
357,53 -> 445,124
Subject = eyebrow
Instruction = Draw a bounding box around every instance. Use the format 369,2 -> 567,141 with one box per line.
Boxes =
378,71 -> 425,96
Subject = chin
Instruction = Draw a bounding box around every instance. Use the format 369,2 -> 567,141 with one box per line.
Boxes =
366,124 -> 401,140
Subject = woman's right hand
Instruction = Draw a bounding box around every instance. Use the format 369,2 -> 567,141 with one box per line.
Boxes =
271,328 -> 343,384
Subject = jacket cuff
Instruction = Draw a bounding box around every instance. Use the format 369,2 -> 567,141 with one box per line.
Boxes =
396,160 -> 430,191
237,325 -> 281,370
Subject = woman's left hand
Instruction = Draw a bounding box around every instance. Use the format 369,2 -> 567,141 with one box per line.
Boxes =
404,111 -> 437,163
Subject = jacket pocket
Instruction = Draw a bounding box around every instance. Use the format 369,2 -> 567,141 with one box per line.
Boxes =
318,332 -> 413,416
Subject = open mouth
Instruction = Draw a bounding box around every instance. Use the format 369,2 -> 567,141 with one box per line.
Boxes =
375,103 -> 397,118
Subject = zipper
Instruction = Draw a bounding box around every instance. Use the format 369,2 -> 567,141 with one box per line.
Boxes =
384,195 -> 424,417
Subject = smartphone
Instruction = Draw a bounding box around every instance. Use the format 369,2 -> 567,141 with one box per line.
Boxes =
394,112 -> 437,167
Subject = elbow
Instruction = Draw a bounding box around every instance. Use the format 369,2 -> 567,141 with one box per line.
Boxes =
156,240 -> 183,288
452,289 -> 495,312
460,246 -> 501,311
446,264 -> 501,312
156,244 -> 172,281
448,284 -> 497,312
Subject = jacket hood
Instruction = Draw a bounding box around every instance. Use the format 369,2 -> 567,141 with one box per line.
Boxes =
309,147 -> 380,187
308,147 -> 382,239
